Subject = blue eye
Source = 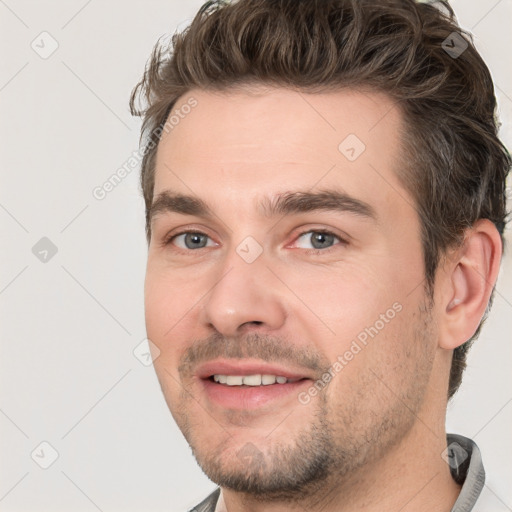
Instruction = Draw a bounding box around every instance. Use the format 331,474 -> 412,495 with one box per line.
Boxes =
295,231 -> 341,250
164,229 -> 345,253
171,232 -> 215,249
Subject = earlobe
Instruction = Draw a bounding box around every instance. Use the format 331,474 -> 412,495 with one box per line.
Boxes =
439,219 -> 502,350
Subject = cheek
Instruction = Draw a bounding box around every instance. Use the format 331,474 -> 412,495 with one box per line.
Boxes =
145,260 -> 203,324
320,302 -> 426,410
144,267 -> 198,360
144,271 -> 172,341
281,261 -> 402,346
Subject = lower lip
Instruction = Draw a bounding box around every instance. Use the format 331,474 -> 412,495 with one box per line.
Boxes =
201,378 -> 310,410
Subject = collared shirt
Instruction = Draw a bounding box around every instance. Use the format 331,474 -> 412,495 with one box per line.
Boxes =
189,434 -> 489,512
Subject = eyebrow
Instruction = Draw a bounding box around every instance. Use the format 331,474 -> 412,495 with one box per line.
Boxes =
149,189 -> 377,226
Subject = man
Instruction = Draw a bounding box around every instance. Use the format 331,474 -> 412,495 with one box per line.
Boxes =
130,0 -> 510,510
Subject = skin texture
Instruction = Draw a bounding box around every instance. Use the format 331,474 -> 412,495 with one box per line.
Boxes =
144,86 -> 501,511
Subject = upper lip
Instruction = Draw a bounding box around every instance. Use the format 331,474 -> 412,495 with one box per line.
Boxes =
196,359 -> 315,381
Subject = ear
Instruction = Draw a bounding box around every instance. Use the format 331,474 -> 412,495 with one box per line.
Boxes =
437,219 -> 502,350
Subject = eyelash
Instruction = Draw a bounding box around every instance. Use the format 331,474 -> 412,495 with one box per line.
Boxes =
162,228 -> 348,254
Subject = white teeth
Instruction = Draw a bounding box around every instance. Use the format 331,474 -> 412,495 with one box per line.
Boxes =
261,374 -> 277,385
226,375 -> 244,386
243,374 -> 262,386
212,374 -> 290,386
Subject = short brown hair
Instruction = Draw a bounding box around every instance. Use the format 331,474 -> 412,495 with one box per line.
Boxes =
130,0 -> 510,399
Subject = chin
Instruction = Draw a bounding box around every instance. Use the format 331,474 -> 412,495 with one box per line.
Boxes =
188,420 -> 340,501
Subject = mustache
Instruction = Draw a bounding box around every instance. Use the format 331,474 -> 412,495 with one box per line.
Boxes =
178,331 -> 329,379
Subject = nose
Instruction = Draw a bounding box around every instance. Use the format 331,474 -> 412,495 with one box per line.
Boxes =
199,249 -> 287,338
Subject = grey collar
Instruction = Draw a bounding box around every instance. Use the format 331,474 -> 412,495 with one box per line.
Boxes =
447,433 -> 485,511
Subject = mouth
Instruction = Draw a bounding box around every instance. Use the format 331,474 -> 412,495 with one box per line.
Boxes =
211,374 -> 301,385
196,360 -> 313,410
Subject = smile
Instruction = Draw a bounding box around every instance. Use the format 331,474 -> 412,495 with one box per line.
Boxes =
212,374 -> 300,386
194,360 -> 314,410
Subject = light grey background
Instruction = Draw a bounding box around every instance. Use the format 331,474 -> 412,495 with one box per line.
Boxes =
0,1 -> 510,511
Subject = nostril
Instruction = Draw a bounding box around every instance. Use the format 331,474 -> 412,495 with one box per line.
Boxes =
240,321 -> 264,329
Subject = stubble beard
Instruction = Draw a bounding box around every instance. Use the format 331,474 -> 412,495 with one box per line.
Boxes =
164,301 -> 436,505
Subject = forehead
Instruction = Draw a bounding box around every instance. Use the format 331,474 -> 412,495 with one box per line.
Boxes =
153,86 -> 409,217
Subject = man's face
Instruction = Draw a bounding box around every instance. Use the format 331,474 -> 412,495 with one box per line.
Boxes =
145,86 -> 438,497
